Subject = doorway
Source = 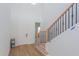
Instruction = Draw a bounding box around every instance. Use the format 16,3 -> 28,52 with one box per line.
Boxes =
35,22 -> 40,44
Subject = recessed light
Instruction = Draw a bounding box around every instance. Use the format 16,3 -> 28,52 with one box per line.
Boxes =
31,3 -> 36,5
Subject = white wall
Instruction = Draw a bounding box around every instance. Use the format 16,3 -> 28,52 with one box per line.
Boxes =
46,23 -> 79,56
0,4 -> 11,56
10,3 -> 69,46
0,3 -> 70,53
10,4 -> 43,46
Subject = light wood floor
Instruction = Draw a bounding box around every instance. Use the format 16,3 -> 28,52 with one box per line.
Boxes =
9,44 -> 44,56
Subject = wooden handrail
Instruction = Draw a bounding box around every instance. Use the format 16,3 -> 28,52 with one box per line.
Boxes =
45,3 -> 74,30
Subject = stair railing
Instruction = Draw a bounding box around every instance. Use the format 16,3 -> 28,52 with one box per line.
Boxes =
47,3 -> 78,41
39,3 -> 78,43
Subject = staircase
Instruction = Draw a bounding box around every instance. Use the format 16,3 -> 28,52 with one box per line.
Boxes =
47,3 -> 78,41
35,3 -> 78,55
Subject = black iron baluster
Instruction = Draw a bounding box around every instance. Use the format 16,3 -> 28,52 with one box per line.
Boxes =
61,16 -> 62,33
68,9 -> 70,28
64,14 -> 65,32
65,12 -> 67,30
57,20 -> 58,36
76,3 -> 77,24
48,29 -> 50,41
72,5 -> 73,26
55,22 -> 56,37
53,24 -> 55,38
56,21 -> 57,37
48,30 -> 49,41
58,19 -> 59,35
49,27 -> 52,41
49,28 -> 52,41
51,26 -> 53,39
60,17 -> 61,34
52,26 -> 54,39
62,15 -> 64,32
54,23 -> 56,37
59,18 -> 60,34
54,23 -> 55,38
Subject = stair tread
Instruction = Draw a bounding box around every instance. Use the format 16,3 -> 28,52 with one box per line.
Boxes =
35,43 -> 48,55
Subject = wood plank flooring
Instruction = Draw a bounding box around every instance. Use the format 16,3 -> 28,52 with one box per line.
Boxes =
9,44 -> 44,56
